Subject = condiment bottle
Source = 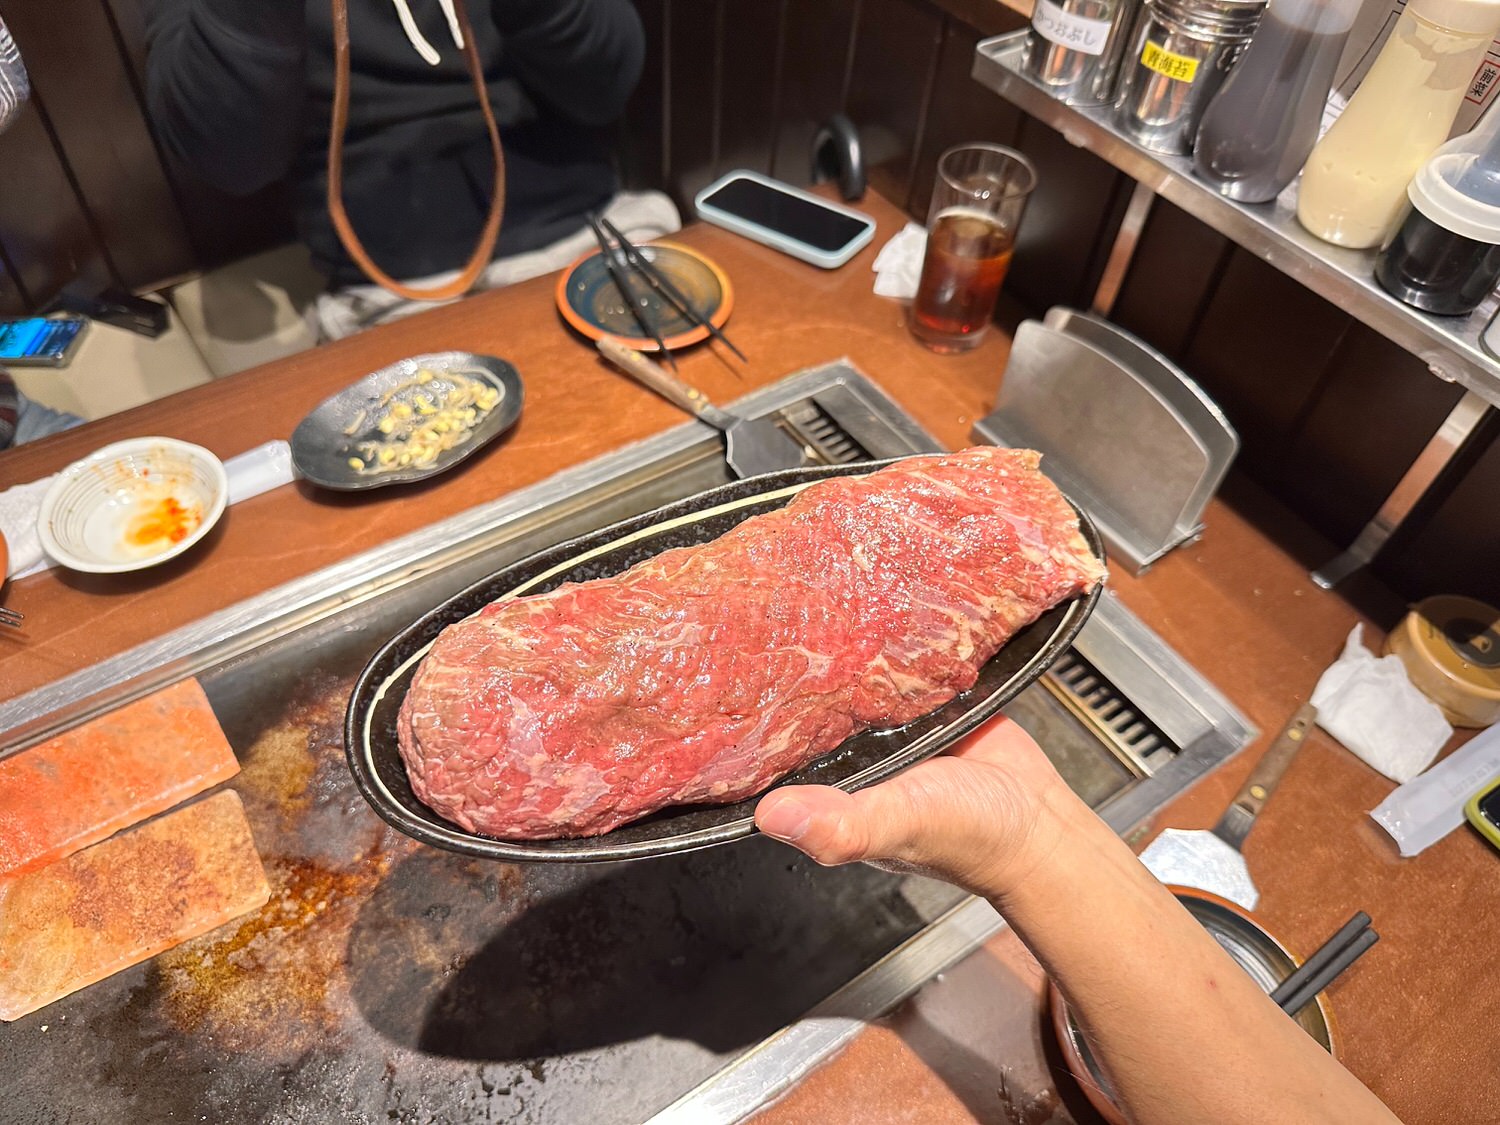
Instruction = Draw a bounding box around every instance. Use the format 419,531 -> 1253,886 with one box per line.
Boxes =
1296,0 -> 1500,249
1024,0 -> 1142,106
1115,0 -> 1267,155
1191,0 -> 1360,202
1377,111 -> 1500,314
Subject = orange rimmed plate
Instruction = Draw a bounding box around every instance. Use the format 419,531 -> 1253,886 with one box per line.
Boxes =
555,240 -> 733,352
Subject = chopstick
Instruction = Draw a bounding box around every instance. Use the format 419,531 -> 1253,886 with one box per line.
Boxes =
586,214 -> 677,371
597,215 -> 748,364
0,606 -> 23,628
1272,911 -> 1378,1017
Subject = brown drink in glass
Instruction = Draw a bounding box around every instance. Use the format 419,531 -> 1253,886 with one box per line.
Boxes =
910,145 -> 1037,353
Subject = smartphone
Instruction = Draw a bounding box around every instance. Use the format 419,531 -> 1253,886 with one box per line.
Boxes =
0,315 -> 88,367
1466,775 -> 1500,853
695,170 -> 876,269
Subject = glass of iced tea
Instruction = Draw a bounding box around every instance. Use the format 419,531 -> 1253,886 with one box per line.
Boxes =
910,144 -> 1037,353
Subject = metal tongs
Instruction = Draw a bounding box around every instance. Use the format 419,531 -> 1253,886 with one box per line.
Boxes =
586,214 -> 747,371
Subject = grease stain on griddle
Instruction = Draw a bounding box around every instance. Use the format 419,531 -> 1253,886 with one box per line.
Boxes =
156,854 -> 392,1050
155,671 -> 411,1054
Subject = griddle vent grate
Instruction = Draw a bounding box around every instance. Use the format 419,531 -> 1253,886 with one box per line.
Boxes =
1042,650 -> 1175,776
776,400 -> 874,465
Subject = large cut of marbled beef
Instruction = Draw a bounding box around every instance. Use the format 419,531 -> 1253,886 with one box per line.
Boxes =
397,447 -> 1105,840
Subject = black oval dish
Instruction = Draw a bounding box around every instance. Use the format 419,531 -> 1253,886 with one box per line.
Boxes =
345,457 -> 1105,862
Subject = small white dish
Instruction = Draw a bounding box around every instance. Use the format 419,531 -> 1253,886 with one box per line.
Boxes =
38,437 -> 228,573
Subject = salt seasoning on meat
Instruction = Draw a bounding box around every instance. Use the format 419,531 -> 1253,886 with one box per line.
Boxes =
397,448 -> 1105,840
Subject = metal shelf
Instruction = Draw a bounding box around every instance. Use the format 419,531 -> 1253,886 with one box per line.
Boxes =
973,31 -> 1500,410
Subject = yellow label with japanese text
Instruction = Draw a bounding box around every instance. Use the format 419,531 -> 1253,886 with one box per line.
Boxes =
1140,40 -> 1199,83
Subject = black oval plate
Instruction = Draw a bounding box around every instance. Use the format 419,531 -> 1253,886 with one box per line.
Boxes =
345,457 -> 1104,862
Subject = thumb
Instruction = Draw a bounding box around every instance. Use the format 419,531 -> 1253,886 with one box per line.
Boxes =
755,782 -> 924,867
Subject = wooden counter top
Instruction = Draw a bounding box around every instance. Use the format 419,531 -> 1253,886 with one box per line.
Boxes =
0,191 -> 1006,701
3,192 -> 1496,1124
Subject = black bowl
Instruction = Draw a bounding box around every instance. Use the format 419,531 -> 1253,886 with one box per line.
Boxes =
345,457 -> 1104,862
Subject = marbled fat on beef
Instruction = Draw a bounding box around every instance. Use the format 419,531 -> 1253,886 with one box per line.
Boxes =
397,448 -> 1105,839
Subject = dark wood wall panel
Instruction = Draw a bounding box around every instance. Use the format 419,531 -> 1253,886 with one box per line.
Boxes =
1275,326 -> 1466,545
1177,252 -> 1349,480
0,105 -> 115,315
3,0 -> 196,290
1005,117 -> 1127,314
907,18 -> 1025,221
0,241 -> 26,316
619,0 -> 668,192
770,0 -> 861,183
665,0 -> 724,205
1377,425 -> 1500,605
1110,199 -> 1230,357
843,0 -> 945,206
716,0 -> 787,180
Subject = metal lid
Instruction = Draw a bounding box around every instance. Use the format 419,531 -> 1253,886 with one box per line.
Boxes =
1152,0 -> 1266,36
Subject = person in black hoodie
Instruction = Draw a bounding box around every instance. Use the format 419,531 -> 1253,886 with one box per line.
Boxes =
145,0 -> 677,338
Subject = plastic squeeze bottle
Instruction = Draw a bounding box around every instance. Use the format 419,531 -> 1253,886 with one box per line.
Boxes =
1377,110 -> 1500,313
1193,0 -> 1362,203
1296,0 -> 1500,249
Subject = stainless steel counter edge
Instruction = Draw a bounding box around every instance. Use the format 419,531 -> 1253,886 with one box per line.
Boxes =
0,362 -> 931,750
971,31 -> 1500,409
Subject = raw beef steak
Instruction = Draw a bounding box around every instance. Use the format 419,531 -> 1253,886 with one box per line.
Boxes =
397,448 -> 1104,839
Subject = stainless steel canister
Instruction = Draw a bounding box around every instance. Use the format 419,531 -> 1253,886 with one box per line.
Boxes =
1023,0 -> 1143,106
1114,0 -> 1265,154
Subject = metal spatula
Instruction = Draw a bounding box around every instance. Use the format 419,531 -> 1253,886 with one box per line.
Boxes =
1137,702 -> 1317,911
597,337 -> 807,478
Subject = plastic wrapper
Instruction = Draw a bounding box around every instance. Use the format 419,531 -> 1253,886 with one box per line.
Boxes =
1370,722 -> 1500,857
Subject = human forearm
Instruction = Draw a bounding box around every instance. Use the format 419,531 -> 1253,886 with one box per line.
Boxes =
986,786 -> 1399,1125
144,0 -> 306,193
756,719 -> 1402,1125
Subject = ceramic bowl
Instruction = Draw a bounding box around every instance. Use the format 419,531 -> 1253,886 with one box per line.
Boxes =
38,437 -> 228,573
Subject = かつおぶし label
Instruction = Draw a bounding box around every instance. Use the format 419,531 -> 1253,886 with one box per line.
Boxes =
1031,0 -> 1112,56
1140,39 -> 1199,82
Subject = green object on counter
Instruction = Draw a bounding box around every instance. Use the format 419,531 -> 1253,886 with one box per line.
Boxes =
1465,775 -> 1500,851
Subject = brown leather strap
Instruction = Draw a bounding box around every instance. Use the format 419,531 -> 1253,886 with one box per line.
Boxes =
327,0 -> 505,301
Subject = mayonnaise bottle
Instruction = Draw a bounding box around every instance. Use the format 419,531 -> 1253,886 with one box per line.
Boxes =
1296,0 -> 1500,249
